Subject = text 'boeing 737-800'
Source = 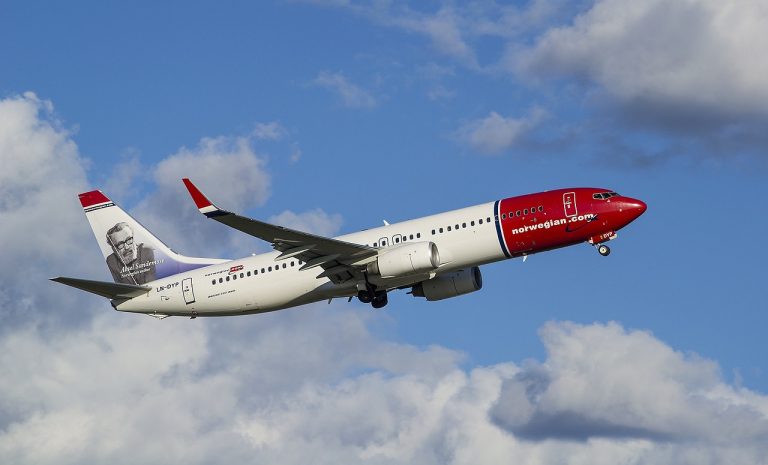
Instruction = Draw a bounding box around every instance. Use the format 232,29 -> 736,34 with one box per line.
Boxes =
52,179 -> 646,318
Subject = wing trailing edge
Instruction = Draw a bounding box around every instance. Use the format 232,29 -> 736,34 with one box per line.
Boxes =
51,277 -> 152,300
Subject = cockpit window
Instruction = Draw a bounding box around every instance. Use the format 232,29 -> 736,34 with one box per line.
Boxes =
593,192 -> 620,200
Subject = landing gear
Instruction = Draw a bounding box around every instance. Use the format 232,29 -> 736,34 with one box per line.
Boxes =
357,273 -> 389,309
358,289 -> 388,308
357,289 -> 372,304
371,291 -> 388,309
597,244 -> 611,256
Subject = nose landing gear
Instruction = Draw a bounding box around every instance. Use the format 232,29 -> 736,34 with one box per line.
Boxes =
589,232 -> 616,257
597,244 -> 611,256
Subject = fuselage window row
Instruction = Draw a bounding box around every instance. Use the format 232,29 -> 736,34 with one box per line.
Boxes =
212,260 -> 303,285
212,205 -> 542,285
429,207 -> 544,236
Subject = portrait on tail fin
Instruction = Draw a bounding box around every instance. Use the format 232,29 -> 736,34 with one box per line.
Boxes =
105,222 -> 157,284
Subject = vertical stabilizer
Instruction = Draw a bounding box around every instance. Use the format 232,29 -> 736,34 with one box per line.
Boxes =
79,190 -> 227,284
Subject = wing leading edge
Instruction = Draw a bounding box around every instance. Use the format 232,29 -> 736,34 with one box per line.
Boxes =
182,179 -> 377,284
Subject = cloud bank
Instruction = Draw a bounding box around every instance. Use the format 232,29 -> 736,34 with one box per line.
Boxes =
1,93 -> 766,464
518,0 -> 768,127
457,108 -> 547,155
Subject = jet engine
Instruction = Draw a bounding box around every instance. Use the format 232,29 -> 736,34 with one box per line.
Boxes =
411,267 -> 483,301
367,242 -> 440,278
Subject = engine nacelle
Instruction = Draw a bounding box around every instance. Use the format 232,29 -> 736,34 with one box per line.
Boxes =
367,242 -> 440,278
411,267 -> 483,301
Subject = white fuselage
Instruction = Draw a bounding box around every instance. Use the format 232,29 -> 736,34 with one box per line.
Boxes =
115,201 -> 503,317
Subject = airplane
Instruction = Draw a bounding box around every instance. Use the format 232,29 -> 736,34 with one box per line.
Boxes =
52,180 -> 646,318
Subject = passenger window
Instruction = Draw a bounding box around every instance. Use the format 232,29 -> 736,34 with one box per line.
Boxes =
261,268 -> 265,273
233,275 -> 237,280
479,219 -> 483,224
417,233 -> 421,238
462,222 -> 466,228
219,278 -> 223,283
471,221 -> 475,226
268,266 -> 272,272
211,279 -> 216,285
501,214 -> 506,219
226,276 -> 230,282
395,237 -> 400,243
291,261 -> 295,267
409,234 -> 414,240
247,271 -> 251,277
455,224 -> 459,229
487,217 -> 491,222
282,263 -> 287,269
240,273 -> 244,278
538,206 -> 543,212
447,226 -> 452,231
524,209 -> 529,215
439,227 -> 444,233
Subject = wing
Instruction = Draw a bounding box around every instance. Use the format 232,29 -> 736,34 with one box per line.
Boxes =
51,277 -> 152,299
182,179 -> 377,284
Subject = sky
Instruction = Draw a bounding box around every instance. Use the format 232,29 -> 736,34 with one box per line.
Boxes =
1,0 -> 767,463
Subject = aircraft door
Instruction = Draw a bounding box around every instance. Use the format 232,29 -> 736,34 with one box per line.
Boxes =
182,277 -> 196,305
563,192 -> 578,217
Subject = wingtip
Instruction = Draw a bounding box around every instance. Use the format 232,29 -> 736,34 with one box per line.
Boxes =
182,178 -> 214,210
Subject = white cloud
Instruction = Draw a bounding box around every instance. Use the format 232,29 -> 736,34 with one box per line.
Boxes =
305,1 -> 570,68
312,71 -> 378,109
0,93 -> 97,324
131,134 -> 272,258
394,8 -> 477,66
251,122 -> 288,141
2,315 -> 767,465
457,108 -> 547,155
492,322 -> 768,445
268,209 -> 343,237
517,0 -> 768,123
102,150 -> 144,200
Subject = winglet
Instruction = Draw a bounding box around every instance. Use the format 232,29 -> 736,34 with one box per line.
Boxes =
182,178 -> 224,217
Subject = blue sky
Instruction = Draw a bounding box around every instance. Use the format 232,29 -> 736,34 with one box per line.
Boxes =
1,1 -> 767,463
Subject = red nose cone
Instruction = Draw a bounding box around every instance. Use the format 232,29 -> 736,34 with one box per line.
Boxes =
626,198 -> 647,218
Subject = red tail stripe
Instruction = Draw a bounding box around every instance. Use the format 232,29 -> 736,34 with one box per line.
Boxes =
79,190 -> 111,208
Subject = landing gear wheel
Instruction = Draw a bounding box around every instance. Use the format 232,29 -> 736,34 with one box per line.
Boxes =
371,292 -> 388,309
357,290 -> 373,304
598,244 -> 611,256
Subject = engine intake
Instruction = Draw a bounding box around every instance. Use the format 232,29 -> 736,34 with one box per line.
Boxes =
411,267 -> 483,301
367,242 -> 440,278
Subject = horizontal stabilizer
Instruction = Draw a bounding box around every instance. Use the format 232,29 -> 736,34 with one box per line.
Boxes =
51,277 -> 152,299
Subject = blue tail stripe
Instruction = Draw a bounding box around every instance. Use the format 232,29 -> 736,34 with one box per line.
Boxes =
494,200 -> 511,258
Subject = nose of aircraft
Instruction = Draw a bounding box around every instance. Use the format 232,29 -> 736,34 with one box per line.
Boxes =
624,197 -> 647,219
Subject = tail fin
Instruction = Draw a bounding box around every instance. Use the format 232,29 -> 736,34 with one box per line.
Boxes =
79,190 -> 227,284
